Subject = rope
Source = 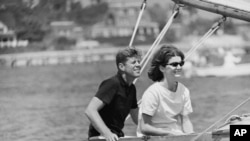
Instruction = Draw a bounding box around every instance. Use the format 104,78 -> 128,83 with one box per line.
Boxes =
129,0 -> 147,48
133,5 -> 181,84
185,16 -> 227,61
191,96 -> 250,141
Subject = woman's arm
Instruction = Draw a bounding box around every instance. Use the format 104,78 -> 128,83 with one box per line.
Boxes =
140,113 -> 184,136
180,115 -> 194,134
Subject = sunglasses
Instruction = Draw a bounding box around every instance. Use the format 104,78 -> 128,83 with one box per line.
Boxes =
166,61 -> 185,67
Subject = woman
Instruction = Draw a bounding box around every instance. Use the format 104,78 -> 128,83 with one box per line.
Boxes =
137,44 -> 194,136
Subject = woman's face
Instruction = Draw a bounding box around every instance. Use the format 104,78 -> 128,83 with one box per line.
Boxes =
164,56 -> 184,77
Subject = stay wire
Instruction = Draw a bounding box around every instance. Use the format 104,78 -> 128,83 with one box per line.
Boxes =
140,10 -> 177,67
185,16 -> 227,60
133,6 -> 181,85
129,0 -> 147,48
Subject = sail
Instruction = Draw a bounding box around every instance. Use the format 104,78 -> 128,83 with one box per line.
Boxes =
205,0 -> 250,12
172,0 -> 250,22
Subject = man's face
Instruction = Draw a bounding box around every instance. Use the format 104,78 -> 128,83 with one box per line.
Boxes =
122,57 -> 141,78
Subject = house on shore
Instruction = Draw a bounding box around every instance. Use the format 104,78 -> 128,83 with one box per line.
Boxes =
0,21 -> 28,48
80,0 -> 159,40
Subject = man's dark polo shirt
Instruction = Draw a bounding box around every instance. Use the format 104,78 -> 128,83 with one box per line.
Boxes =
88,73 -> 138,138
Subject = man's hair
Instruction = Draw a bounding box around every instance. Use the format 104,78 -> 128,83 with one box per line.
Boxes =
116,47 -> 141,70
148,44 -> 185,82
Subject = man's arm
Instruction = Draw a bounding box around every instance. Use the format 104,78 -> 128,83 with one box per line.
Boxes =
130,108 -> 138,125
85,97 -> 118,141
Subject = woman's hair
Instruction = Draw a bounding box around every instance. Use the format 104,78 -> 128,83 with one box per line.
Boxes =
148,44 -> 185,82
116,47 -> 141,70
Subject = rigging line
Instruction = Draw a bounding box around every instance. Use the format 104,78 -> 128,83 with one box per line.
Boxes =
129,0 -> 147,48
185,27 -> 216,59
126,9 -> 180,116
140,5 -> 181,66
140,5 -> 181,65
185,27 -> 219,60
133,8 -> 180,85
140,12 -> 175,66
191,96 -> 250,141
185,16 -> 226,60
127,5 -> 180,120
139,32 -> 161,65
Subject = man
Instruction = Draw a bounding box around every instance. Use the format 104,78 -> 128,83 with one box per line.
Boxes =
85,47 -> 142,141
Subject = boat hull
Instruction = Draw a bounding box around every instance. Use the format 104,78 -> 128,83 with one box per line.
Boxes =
89,132 -> 229,141
89,115 -> 250,141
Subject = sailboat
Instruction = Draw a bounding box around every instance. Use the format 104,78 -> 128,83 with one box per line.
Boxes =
90,0 -> 250,140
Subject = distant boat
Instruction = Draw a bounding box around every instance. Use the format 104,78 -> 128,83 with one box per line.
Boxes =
194,63 -> 250,77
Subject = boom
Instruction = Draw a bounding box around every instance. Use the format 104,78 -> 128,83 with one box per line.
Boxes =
172,0 -> 250,22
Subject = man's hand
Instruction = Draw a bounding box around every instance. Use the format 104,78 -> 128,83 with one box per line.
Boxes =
104,132 -> 119,141
167,130 -> 185,136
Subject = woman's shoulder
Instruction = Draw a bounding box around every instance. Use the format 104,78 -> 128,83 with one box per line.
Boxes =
178,82 -> 188,89
143,82 -> 162,95
146,82 -> 162,91
142,83 -> 163,101
177,82 -> 190,96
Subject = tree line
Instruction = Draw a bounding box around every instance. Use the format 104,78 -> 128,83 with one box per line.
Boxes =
0,0 -> 108,42
0,0 -> 237,44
